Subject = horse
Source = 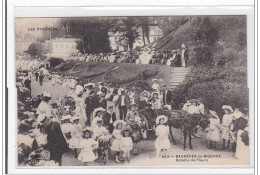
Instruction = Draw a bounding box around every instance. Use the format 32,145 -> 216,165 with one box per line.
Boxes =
140,107 -> 209,150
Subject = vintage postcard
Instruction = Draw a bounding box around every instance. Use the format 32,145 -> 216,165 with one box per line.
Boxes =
15,16 -> 250,167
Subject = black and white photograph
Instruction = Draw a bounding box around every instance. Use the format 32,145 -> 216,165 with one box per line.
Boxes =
15,16 -> 250,167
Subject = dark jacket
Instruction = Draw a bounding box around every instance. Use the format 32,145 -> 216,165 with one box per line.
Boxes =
85,95 -> 100,112
103,112 -> 116,126
45,122 -> 69,160
115,94 -> 130,107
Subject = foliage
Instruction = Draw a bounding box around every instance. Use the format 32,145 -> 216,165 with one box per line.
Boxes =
49,57 -> 64,69
25,42 -> 45,57
191,17 -> 220,65
172,63 -> 248,116
58,18 -> 112,54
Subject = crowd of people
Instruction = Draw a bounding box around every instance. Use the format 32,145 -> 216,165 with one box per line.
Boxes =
16,56 -> 249,166
72,44 -> 189,67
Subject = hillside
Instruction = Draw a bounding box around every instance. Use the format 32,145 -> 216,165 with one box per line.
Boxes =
157,16 -> 248,114
53,61 -> 178,89
154,16 -> 247,66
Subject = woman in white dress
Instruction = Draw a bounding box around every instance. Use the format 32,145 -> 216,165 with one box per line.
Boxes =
74,86 -> 87,127
155,115 -> 171,158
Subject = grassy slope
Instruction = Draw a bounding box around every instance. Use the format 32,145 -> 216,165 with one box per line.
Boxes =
53,61 -> 174,87
155,16 -> 247,64
155,16 -> 248,113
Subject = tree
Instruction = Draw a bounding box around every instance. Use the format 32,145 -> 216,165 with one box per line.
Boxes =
139,17 -> 151,46
25,43 -> 45,58
61,18 -> 112,54
191,17 -> 220,64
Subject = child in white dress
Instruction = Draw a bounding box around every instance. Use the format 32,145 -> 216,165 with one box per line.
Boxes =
120,126 -> 133,163
155,115 -> 171,158
91,118 -> 109,140
110,120 -> 126,163
221,105 -> 234,150
205,110 -> 221,150
69,117 -> 83,158
78,129 -> 98,166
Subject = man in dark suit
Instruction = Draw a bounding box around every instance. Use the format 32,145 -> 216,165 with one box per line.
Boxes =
115,89 -> 130,120
85,90 -> 100,125
103,106 -> 117,133
42,117 -> 69,166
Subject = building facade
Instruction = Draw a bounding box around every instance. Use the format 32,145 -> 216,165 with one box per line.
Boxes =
44,38 -> 79,60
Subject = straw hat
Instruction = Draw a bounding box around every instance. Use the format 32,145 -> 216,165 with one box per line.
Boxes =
42,91 -> 51,98
222,105 -> 233,113
152,79 -> 158,82
151,91 -> 159,97
209,110 -> 219,119
82,127 -> 92,134
181,43 -> 186,48
120,126 -> 133,135
156,115 -> 168,125
113,120 -> 126,128
93,107 -> 106,117
37,115 -> 48,125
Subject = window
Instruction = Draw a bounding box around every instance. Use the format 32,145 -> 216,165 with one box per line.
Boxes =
117,46 -> 119,51
55,44 -> 58,48
61,44 -> 63,48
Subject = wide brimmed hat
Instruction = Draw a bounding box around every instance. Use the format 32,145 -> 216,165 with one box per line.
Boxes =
152,79 -> 158,82
209,110 -> 219,119
82,127 -> 92,134
156,115 -> 168,125
113,120 -> 126,128
93,107 -> 106,117
181,43 -> 186,48
151,91 -> 159,97
70,116 -> 81,122
42,91 -> 51,98
189,99 -> 200,103
91,117 -> 103,127
222,105 -> 233,113
37,115 -> 48,125
61,115 -> 72,121
120,126 -> 133,135
84,82 -> 95,88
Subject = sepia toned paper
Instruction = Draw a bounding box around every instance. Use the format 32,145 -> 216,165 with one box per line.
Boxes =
15,16 -> 250,167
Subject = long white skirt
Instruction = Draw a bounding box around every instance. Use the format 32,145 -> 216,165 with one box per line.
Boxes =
235,130 -> 250,163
